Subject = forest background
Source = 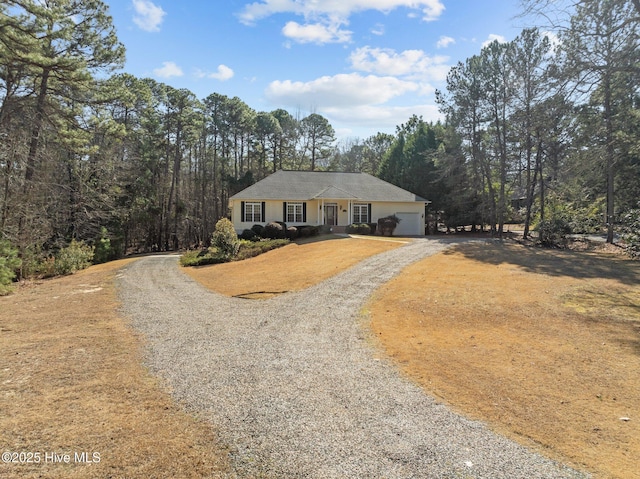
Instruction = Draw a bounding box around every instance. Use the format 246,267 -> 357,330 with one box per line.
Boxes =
0,0 -> 638,282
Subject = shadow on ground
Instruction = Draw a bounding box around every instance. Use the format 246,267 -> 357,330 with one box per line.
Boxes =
446,240 -> 640,286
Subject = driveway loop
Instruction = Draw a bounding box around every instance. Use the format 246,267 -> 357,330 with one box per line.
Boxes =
118,238 -> 588,479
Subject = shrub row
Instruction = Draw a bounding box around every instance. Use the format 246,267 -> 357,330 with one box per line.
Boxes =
240,223 -> 320,241
1,238 -> 96,295
235,239 -> 290,260
621,206 -> 640,258
0,239 -> 21,296
181,218 -> 292,267
346,223 -> 373,235
180,238 -> 290,267
179,248 -> 228,267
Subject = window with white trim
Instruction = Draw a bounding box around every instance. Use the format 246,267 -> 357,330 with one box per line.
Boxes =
244,202 -> 263,222
353,203 -> 369,223
287,202 -> 304,223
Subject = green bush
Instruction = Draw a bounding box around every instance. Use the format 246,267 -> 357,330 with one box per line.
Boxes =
54,240 -> 95,275
240,228 -> 258,241
251,224 -> 265,237
179,249 -> 227,266
264,221 -> 286,239
347,223 -> 371,235
537,217 -> 571,248
621,206 -> 640,258
93,226 -> 114,264
297,225 -> 319,238
235,239 -> 289,261
0,239 -> 22,295
359,224 -> 371,235
212,218 -> 240,258
180,239 -> 289,266
286,226 -> 298,240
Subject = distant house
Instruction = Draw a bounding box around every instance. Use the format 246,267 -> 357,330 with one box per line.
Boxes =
228,170 -> 428,236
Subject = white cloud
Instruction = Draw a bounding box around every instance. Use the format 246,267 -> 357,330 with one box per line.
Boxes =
371,23 -> 385,36
324,103 -> 442,129
265,73 -> 420,108
482,33 -> 507,48
238,1 -> 445,44
153,61 -> 183,78
436,35 -> 455,49
349,46 -> 450,82
132,0 -> 166,32
196,64 -> 235,81
282,21 -> 352,44
239,0 -> 445,24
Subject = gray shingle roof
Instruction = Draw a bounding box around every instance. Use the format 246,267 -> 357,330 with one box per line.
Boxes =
229,170 -> 427,202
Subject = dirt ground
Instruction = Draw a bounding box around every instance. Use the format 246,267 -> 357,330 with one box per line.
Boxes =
0,259 -> 232,479
3,236 -> 639,479
183,235 -> 403,298
368,241 -> 640,479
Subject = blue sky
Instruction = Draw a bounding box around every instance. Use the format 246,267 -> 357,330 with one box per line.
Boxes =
104,0 -> 527,141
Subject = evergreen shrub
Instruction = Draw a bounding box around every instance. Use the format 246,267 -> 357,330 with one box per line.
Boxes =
621,205 -> 640,258
54,240 -> 95,275
240,229 -> 258,241
251,224 -> 265,238
235,239 -> 289,260
180,249 -> 227,266
537,218 -> 571,248
212,218 -> 240,258
93,226 -> 114,264
287,226 -> 298,240
264,221 -> 286,239
0,239 -> 22,295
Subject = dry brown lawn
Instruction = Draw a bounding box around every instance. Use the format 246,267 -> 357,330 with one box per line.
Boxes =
367,241 -> 640,479
183,235 -> 403,298
3,236 -> 638,479
0,259 -> 232,479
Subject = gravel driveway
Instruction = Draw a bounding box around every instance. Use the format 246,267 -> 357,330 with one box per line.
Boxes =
118,238 -> 588,478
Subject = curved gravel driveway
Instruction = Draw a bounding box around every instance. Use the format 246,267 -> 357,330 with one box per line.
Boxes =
118,238 -> 588,478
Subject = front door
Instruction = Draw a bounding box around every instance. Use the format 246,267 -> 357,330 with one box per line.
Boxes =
324,204 -> 338,226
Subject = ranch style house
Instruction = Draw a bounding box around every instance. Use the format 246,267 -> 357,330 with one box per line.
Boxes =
229,170 -> 429,236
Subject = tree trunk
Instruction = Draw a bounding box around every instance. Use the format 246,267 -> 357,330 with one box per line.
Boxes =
604,74 -> 616,244
523,138 -> 543,238
24,68 -> 50,188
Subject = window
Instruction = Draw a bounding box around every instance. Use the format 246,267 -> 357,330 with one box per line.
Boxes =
244,202 -> 263,222
287,202 -> 304,223
353,203 -> 369,223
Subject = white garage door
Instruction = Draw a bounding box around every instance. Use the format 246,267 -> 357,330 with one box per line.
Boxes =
393,212 -> 423,236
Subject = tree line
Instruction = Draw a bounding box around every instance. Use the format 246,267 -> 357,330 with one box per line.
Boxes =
1,0 -> 639,278
0,0 -> 339,270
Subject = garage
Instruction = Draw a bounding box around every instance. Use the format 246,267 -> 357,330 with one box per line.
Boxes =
392,212 -> 423,236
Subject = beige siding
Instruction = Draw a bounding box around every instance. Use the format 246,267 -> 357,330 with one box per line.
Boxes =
230,198 -> 425,235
